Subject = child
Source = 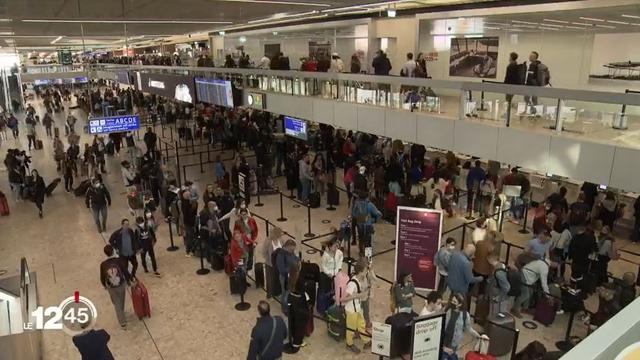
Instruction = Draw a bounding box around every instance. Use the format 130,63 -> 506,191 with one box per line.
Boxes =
214,155 -> 225,183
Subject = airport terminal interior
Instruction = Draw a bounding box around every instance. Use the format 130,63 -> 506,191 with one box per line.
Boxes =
2,0 -> 640,359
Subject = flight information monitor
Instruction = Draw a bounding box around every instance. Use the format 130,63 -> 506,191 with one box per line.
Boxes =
284,116 -> 307,141
194,77 -> 234,107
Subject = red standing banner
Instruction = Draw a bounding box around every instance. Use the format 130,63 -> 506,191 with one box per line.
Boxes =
394,206 -> 443,291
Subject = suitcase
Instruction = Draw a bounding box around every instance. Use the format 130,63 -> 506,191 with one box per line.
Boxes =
210,251 -> 224,271
230,270 -> 246,295
486,314 -> 516,356
386,312 -> 414,357
309,191 -> 321,208
265,264 -> 281,297
0,191 -> 9,216
316,288 -> 335,314
465,352 -> 495,360
301,262 -> 320,283
74,180 -> 91,197
326,304 -> 346,341
254,262 -> 265,289
474,296 -> 490,326
35,139 -> 43,150
534,296 -> 556,326
327,185 -> 339,206
305,312 -> 314,336
131,281 -> 151,320
54,127 -> 60,138
45,178 -> 61,197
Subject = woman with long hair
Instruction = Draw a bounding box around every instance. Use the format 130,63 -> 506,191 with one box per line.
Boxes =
285,260 -> 310,354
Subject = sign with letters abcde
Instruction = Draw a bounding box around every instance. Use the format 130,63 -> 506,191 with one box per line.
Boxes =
411,313 -> 445,360
394,206 -> 443,291
371,321 -> 392,357
88,115 -> 140,135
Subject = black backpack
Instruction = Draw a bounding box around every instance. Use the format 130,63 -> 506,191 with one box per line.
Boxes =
494,268 -> 522,297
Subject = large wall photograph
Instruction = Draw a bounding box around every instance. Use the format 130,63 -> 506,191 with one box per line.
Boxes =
449,36 -> 499,78
589,33 -> 640,81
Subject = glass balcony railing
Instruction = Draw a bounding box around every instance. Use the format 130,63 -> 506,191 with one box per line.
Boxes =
87,64 -> 640,149
23,64 -> 86,74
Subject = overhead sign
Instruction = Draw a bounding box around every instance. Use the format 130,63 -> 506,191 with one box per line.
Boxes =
394,206 -> 443,291
88,115 -> 140,135
58,49 -> 73,65
411,313 -> 445,360
284,116 -> 307,141
246,91 -> 266,110
371,321 -> 392,357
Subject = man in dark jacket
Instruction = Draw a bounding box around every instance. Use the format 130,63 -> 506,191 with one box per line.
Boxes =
504,52 -> 521,103
108,219 -> 141,277
568,227 -> 597,285
181,190 -> 199,256
247,301 -> 288,360
143,127 -> 157,155
86,179 -> 111,233
73,325 -> 115,360
524,51 -> 544,114
100,245 -> 133,328
372,50 -> 392,75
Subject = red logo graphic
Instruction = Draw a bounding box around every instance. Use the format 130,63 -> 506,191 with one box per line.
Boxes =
418,258 -> 433,272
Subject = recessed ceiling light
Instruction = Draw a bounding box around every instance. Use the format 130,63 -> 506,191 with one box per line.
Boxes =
239,36 -> 247,42
607,20 -> 628,25
621,14 -> 640,19
272,31 -> 278,35
571,22 -> 591,26
543,19 -> 569,24
484,26 -> 501,30
565,25 -> 588,30
512,20 -> 538,25
541,23 -> 563,28
512,24 -> 537,28
579,17 -> 604,22
596,24 -> 615,29
218,31 -> 226,36
539,27 -> 559,31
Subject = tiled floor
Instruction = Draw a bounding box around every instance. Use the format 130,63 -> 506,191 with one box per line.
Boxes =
0,99 -> 638,360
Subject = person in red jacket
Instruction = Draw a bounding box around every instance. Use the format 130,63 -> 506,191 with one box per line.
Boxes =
233,208 -> 258,270
230,230 -> 249,270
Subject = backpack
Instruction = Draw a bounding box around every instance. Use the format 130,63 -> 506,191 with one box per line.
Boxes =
104,261 -> 124,287
516,252 -> 539,270
538,63 -> 551,86
348,278 -> 361,311
494,268 -> 521,297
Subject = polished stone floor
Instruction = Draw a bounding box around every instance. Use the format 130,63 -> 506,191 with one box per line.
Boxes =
0,100 -> 638,360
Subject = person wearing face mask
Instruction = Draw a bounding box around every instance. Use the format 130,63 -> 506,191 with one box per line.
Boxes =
442,293 -> 482,356
86,178 -> 112,233
135,216 -> 161,277
27,169 -> 46,218
233,208 -> 258,271
434,237 -> 457,295
109,219 -> 141,278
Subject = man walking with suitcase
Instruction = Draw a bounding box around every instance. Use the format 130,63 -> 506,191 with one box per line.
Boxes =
100,245 -> 134,329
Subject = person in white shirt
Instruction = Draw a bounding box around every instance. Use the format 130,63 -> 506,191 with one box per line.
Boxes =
258,54 -> 271,70
329,53 -> 344,73
550,223 -> 572,279
342,261 -> 371,354
400,52 -> 417,77
472,218 -> 488,244
120,161 -> 137,187
321,238 -> 344,278
420,291 -> 443,316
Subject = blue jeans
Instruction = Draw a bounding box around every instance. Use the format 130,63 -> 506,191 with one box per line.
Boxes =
91,206 -> 108,231
299,178 -> 311,202
280,275 -> 288,315
184,226 -> 195,254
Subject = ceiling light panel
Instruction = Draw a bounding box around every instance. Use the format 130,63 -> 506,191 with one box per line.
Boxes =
596,24 -> 615,29
621,14 -> 640,19
512,20 -> 538,25
579,17 -> 604,22
607,20 -> 628,25
22,19 -> 232,24
543,19 -> 568,24
220,0 -> 330,6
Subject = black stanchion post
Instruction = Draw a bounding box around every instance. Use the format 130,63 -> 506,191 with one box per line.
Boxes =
265,219 -> 270,238
170,126 -> 174,142
199,152 -> 204,173
196,237 -> 210,275
191,131 -> 195,153
511,328 -> 520,359
166,216 -> 179,251
555,311 -> 577,351
182,166 -> 187,186
235,271 -> 251,311
207,141 -> 211,162
277,192 -> 287,222
304,204 -> 315,238
176,141 -> 182,188
326,183 -> 336,211
519,200 -> 530,234
255,165 -> 264,207
505,243 -> 511,265
164,145 -> 169,165
460,225 -> 467,250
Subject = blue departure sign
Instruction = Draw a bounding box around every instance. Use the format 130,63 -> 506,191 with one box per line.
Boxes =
88,115 -> 140,135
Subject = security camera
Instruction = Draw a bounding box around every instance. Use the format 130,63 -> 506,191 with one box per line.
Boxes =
448,27 -> 452,31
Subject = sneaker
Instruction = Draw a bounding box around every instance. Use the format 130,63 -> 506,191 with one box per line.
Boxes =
556,309 -> 565,315
346,344 -> 361,354
120,323 -> 127,330
154,272 -> 162,277
185,253 -> 192,258
300,341 -> 308,347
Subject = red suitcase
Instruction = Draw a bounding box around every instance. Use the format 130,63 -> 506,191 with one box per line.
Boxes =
465,352 -> 496,360
0,191 -> 9,216
131,281 -> 151,320
534,297 -> 556,326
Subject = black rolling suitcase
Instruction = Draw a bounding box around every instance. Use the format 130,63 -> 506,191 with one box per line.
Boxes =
45,178 -> 61,197
74,180 -> 91,197
385,312 -> 414,357
254,262 -> 265,289
229,270 -> 246,295
265,264 -> 281,297
309,191 -> 321,208
327,185 -> 339,206
486,314 -> 516,356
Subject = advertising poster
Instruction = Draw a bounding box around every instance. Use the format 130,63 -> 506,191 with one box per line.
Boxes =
449,37 -> 498,78
394,207 -> 443,291
411,313 -> 445,360
140,73 -> 195,103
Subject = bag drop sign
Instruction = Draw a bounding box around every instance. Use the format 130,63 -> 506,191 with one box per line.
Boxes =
371,321 -> 391,357
88,115 -> 140,135
411,314 -> 445,360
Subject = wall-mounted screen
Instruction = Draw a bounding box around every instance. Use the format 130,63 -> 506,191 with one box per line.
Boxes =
284,116 -> 307,141
246,91 -> 266,109
33,76 -> 88,86
140,73 -> 195,103
195,77 -> 234,107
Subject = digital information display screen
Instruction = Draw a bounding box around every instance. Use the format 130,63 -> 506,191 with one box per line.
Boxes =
140,73 -> 195,103
195,77 -> 234,107
33,76 -> 88,85
88,115 -> 140,135
284,116 -> 307,141
116,71 -> 130,85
